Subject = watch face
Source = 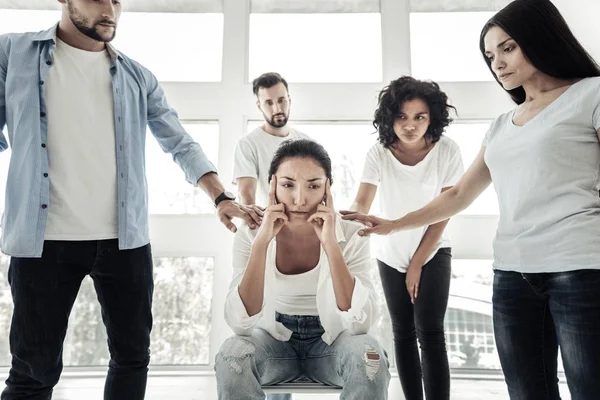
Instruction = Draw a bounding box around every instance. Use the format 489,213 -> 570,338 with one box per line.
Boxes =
224,191 -> 235,199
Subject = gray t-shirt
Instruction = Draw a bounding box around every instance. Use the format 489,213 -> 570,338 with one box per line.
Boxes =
483,77 -> 600,273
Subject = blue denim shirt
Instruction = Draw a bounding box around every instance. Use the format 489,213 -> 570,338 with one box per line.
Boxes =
0,25 -> 217,257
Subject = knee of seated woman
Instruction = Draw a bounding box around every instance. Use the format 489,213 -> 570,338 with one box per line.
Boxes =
215,336 -> 258,375
336,334 -> 390,381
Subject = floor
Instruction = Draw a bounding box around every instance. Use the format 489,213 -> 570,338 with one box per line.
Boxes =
43,370 -> 572,400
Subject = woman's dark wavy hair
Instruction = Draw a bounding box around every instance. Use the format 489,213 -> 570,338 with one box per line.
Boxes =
268,139 -> 333,185
373,76 -> 455,148
479,0 -> 600,105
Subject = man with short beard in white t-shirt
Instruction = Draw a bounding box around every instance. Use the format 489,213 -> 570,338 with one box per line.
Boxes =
233,73 -> 310,212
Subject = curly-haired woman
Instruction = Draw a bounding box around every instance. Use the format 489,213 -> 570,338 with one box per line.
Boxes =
344,76 -> 464,400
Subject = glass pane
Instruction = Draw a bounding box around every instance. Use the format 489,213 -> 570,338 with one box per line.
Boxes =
249,14 -> 382,82
0,0 -> 223,12
0,10 -> 223,82
447,259 -> 496,369
444,122 -> 499,215
112,13 -> 223,82
146,122 -> 219,215
122,0 -> 223,13
410,12 -> 495,82
410,0 -> 511,12
0,9 -> 57,34
59,256 -> 214,366
251,0 -> 380,13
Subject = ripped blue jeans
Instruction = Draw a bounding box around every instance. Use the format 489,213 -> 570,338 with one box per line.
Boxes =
214,313 -> 390,400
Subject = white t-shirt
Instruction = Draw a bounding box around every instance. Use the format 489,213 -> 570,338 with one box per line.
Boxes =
274,263 -> 320,316
361,136 -> 464,272
44,38 -> 118,240
232,127 -> 310,207
483,77 -> 600,273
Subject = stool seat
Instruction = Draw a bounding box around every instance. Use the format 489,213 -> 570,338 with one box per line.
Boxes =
262,382 -> 343,394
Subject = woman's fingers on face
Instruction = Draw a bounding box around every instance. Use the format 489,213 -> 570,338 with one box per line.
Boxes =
272,211 -> 288,223
268,176 -> 277,205
325,179 -> 334,208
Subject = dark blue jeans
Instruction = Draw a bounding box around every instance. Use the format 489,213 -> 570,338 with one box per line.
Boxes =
1,240 -> 154,400
493,269 -> 600,400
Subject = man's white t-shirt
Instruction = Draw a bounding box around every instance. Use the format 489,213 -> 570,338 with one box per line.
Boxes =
44,38 -> 118,240
483,76 -> 600,273
361,136 -> 464,272
232,127 -> 310,206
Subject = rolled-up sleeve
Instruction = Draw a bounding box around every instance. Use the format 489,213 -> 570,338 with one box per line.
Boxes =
334,231 -> 378,335
224,225 -> 264,335
145,69 -> 216,185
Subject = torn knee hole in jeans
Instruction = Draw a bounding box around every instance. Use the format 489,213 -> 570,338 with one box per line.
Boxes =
363,345 -> 381,381
222,339 -> 256,374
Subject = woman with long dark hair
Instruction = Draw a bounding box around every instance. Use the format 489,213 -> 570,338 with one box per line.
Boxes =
341,1 -> 600,398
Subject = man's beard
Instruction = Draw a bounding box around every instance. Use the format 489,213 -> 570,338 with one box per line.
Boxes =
67,1 -> 116,43
265,112 -> 289,128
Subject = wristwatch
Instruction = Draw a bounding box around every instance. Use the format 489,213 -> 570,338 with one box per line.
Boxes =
214,191 -> 236,208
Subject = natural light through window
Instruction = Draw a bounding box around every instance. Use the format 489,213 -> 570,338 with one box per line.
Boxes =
410,12 -> 495,82
146,122 -> 219,215
249,13 -> 382,82
445,122 -> 499,215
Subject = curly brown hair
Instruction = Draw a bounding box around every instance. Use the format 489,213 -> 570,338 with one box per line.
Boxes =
373,76 -> 456,148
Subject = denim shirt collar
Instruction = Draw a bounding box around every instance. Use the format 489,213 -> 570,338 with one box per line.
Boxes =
33,23 -> 122,63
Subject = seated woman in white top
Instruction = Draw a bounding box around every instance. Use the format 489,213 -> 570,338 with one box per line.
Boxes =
214,139 -> 391,400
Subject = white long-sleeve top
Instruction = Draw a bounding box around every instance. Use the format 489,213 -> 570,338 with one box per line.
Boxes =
224,217 -> 378,345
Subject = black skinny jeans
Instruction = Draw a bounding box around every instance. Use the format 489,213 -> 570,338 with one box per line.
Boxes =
378,247 -> 452,400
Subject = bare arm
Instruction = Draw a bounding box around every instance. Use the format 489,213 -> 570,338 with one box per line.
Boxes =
237,241 -> 268,316
237,177 -> 257,206
196,172 -> 226,202
324,242 -> 355,311
349,183 -> 377,214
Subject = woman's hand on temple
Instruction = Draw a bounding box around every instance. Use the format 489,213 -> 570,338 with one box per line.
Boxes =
308,179 -> 338,247
255,176 -> 288,246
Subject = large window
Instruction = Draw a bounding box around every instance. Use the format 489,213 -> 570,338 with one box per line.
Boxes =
0,254 -> 214,366
249,4 -> 382,82
409,12 -> 495,82
448,259 -> 497,369
112,13 -> 223,82
146,122 -> 219,214
408,0 -> 513,82
0,8 -> 223,82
